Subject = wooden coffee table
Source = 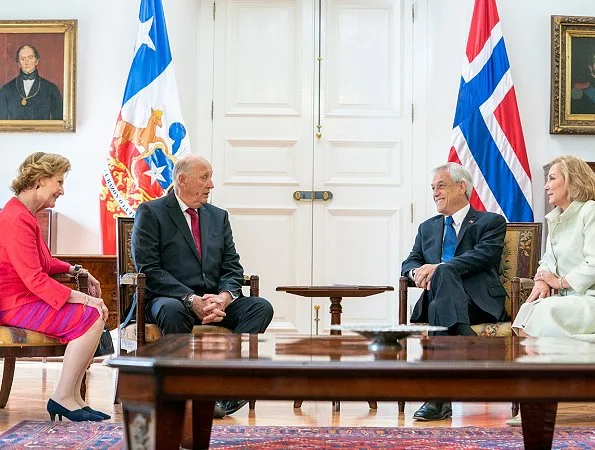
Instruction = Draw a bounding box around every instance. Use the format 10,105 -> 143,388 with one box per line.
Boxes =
110,334 -> 595,450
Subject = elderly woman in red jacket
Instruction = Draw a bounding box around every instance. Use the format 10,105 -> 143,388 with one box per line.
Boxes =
0,152 -> 109,422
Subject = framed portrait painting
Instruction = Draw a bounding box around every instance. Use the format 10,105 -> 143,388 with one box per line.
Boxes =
0,20 -> 76,132
551,15 -> 595,134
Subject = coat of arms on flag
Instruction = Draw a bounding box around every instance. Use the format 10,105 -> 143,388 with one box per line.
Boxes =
100,0 -> 189,254
448,0 -> 533,222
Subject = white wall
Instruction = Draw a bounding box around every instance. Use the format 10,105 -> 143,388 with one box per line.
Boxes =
0,0 -> 199,253
1,0 -> 593,254
422,0 -> 595,221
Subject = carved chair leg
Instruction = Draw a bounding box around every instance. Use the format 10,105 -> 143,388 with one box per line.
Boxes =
293,400 -> 303,409
249,400 -> 255,410
113,369 -> 120,404
0,357 -> 16,408
79,361 -> 92,401
367,401 -> 377,409
398,401 -> 405,413
80,372 -> 87,401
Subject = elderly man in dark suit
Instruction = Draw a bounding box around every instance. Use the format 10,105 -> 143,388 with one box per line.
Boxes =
401,162 -> 506,421
132,154 -> 273,418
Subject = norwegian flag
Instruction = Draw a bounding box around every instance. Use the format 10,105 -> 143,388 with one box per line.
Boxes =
448,0 -> 533,222
100,0 -> 189,254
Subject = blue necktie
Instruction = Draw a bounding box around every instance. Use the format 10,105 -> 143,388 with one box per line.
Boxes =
441,216 -> 456,262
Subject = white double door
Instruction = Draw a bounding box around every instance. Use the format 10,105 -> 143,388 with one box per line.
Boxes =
198,0 -> 413,333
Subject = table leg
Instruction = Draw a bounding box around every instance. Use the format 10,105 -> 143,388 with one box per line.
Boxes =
329,296 -> 344,410
181,400 -> 215,450
122,399 -> 185,450
520,402 -> 557,450
329,297 -> 343,336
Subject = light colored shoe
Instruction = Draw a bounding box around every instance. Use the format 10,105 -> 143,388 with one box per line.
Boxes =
505,415 -> 521,426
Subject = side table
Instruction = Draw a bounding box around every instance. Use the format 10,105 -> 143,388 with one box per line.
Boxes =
276,284 -> 394,411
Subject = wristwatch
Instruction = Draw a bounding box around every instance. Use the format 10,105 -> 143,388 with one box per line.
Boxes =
182,294 -> 195,311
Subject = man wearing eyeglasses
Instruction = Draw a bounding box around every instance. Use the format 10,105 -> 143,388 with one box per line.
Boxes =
401,162 -> 507,421
0,45 -> 63,120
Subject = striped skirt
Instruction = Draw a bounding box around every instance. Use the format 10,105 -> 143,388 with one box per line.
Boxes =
0,301 -> 99,344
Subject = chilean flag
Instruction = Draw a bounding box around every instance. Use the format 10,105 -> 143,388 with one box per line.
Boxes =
100,0 -> 189,254
448,0 -> 533,222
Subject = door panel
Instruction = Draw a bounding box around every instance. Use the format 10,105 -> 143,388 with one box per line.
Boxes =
225,1 -> 302,115
316,208 -> 401,328
228,206 -> 309,332
326,0 -> 401,116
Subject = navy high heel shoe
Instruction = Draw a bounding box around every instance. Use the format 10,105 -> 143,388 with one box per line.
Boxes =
83,406 -> 111,420
47,399 -> 103,422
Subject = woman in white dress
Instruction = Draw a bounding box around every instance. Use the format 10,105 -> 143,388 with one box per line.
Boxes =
512,155 -> 595,340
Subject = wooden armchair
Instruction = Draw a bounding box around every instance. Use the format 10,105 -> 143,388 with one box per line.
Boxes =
0,272 -> 88,408
115,216 -> 260,409
398,222 -> 542,413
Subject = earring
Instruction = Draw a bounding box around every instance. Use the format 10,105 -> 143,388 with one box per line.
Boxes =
36,185 -> 40,189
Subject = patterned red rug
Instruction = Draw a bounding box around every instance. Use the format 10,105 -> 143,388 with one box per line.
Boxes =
0,421 -> 593,449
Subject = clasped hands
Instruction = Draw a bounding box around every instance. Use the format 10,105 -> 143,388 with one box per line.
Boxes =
527,270 -> 558,303
412,264 -> 438,290
190,292 -> 232,324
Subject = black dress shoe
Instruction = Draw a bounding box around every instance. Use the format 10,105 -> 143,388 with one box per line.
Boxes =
224,400 -> 248,415
213,401 -> 226,419
413,401 -> 452,421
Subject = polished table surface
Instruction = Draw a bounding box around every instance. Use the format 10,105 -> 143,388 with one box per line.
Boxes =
110,334 -> 595,450
275,285 -> 394,297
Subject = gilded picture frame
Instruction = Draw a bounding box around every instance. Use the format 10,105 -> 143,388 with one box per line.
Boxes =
551,15 -> 595,134
0,20 -> 77,132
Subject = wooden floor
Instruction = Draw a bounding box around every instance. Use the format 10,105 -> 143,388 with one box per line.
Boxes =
0,359 -> 594,432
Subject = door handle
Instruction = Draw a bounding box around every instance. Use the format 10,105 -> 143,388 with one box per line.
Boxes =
293,190 -> 333,201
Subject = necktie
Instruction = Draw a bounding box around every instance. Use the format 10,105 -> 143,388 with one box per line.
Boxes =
186,208 -> 202,258
441,216 -> 456,262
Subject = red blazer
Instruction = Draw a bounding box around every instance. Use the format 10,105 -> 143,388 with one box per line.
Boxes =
0,197 -> 71,311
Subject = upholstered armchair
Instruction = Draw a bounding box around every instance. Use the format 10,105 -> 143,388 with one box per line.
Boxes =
398,222 -> 542,414
0,272 -> 89,407
399,222 -> 542,332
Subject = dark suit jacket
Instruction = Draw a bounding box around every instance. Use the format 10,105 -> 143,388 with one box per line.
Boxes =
401,207 -> 507,322
131,191 -> 244,302
0,76 -> 63,120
